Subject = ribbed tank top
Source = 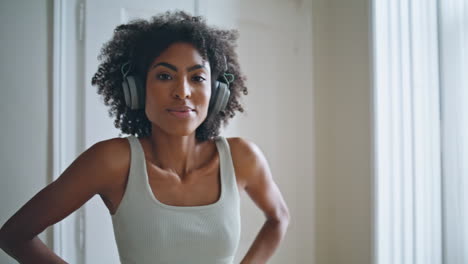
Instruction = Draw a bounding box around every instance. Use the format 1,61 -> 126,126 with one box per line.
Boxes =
110,135 -> 241,264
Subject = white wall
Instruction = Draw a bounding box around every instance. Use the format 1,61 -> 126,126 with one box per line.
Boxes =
233,1 -> 315,263
312,0 -> 373,263
0,0 -> 54,263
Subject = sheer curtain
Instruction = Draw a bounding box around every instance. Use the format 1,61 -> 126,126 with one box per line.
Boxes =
374,0 -> 467,263
439,0 -> 468,263
373,0 -> 442,263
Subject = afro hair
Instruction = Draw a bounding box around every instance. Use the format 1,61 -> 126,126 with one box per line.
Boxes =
91,10 -> 248,141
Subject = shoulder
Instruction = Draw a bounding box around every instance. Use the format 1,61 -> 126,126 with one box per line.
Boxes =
225,137 -> 263,160
92,136 -> 130,155
89,137 -> 130,168
225,137 -> 270,190
83,136 -> 131,194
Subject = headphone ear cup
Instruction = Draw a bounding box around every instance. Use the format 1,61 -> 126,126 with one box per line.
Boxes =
207,80 -> 230,121
133,76 -> 145,109
122,79 -> 132,108
208,80 -> 220,112
122,75 -> 145,110
216,81 -> 230,111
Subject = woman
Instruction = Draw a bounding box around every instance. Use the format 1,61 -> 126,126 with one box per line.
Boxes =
0,11 -> 290,264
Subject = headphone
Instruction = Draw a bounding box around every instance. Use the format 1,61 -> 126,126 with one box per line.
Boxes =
121,56 -> 234,122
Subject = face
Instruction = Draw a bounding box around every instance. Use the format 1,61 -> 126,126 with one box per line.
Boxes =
144,42 -> 211,137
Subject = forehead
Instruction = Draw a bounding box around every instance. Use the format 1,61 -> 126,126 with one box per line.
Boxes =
150,42 -> 210,69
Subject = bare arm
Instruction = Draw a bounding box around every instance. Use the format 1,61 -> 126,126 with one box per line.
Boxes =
0,138 -> 126,263
0,237 -> 67,264
230,138 -> 290,264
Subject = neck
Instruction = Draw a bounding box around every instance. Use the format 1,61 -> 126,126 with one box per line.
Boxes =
145,126 -> 208,179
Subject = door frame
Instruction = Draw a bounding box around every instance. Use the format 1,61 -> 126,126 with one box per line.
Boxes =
53,0 -> 86,262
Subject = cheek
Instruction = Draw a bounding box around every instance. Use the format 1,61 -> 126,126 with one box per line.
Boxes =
145,82 -> 167,103
144,86 -> 166,118
204,87 -> 212,101
200,88 -> 212,111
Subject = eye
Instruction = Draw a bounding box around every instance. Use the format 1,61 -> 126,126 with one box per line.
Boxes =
157,73 -> 172,80
192,76 -> 206,82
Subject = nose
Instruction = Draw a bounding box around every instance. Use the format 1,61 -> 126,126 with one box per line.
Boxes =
172,78 -> 191,99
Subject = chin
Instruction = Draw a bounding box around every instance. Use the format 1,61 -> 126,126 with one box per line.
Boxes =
150,118 -> 200,136
163,126 -> 198,137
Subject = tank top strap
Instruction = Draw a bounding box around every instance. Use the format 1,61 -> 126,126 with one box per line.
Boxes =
127,135 -> 150,190
111,135 -> 147,217
214,136 -> 238,198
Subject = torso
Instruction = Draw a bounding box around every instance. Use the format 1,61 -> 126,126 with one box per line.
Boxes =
99,137 -> 245,216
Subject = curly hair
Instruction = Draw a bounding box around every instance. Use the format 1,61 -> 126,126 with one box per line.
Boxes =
91,10 -> 248,141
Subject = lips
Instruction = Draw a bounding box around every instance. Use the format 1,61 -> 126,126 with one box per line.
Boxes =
166,106 -> 195,112
166,105 -> 195,119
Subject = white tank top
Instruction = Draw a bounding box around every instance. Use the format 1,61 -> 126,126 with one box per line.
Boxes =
111,135 -> 241,264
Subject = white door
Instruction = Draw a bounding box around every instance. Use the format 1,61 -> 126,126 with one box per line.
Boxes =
83,1 -> 195,263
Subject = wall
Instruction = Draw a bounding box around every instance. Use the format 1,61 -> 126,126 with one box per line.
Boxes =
233,1 -> 315,263
312,0 -> 373,263
0,0 -> 54,263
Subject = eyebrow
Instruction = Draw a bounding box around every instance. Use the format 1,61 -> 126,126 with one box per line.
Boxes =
151,62 -> 206,72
